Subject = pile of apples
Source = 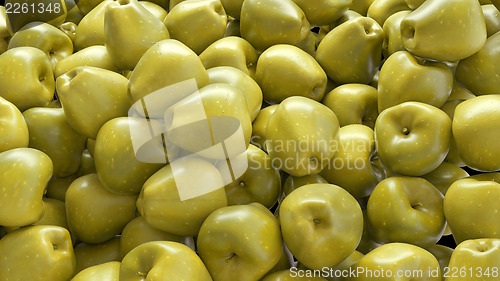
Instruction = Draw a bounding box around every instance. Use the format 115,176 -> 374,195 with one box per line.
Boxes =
0,0 -> 500,280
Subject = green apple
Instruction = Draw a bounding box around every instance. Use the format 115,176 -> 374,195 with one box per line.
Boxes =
104,0 -> 169,70
136,157 -> 227,236
200,36 -> 258,78
34,198 -> 68,229
291,0 -> 352,26
455,32 -> 500,96
382,10 -> 411,57
322,84 -> 378,129
0,7 -> 11,55
56,66 -> 130,139
266,96 -> 340,176
374,102 -> 451,176
256,44 -> 327,104
320,124 -> 385,199
422,162 -> 469,195
422,162 -> 468,235
120,216 -> 184,258
367,177 -> 446,247
74,0 -> 111,50
263,245 -> 293,277
45,175 -> 75,202
65,0 -> 85,24
0,96 -> 29,153
0,46 -> 54,111
377,51 -> 453,112
240,0 -> 310,51
74,237 -> 121,273
54,45 -> 120,78
317,17 -> 383,85
0,148 -> 52,227
65,173 -> 137,244
71,261 -> 120,281
282,173 -> 328,198
197,203 -> 282,281
59,21 -> 77,44
220,0 -> 243,19
75,150 -> 96,177
8,21 -> 73,70
348,243 -> 440,281
356,210 -> 382,254
324,251 -> 364,281
219,144 -> 281,208
23,107 -> 87,177
444,175 -> 500,244
94,117 -> 165,194
128,39 -> 209,104
0,225 -> 75,281
140,1 -> 168,21
280,183 -> 363,269
295,31 -> 317,57
224,18 -> 241,37
350,0 -> 375,15
120,241 -> 213,281
445,239 -> 500,281
164,0 -> 226,54
400,0 -> 487,62
366,0 -> 410,26
452,95 -> 500,171
207,66 -> 263,121
77,0 -> 106,14
251,105 -> 278,152
483,4 -> 500,37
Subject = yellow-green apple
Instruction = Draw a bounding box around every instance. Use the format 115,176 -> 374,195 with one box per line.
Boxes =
56,66 -> 130,139
200,37 -> 258,78
374,101 -> 451,176
377,51 -> 453,112
8,21 -> 73,70
367,177 -> 446,247
23,107 -> 87,177
65,173 -> 137,244
136,157 -> 227,236
120,216 -> 184,258
0,96 -> 29,152
0,148 -> 52,227
444,174 -> 500,244
322,84 -> 378,129
266,96 -> 340,176
104,0 -> 169,70
280,183 -> 363,269
348,243 -> 440,281
320,124 -> 385,198
218,144 -> 281,208
0,225 -> 75,281
71,261 -> 120,281
445,239 -> 500,281
0,47 -> 54,111
452,95 -> 500,171
197,203 -> 283,281
120,241 -> 213,281
74,237 -> 121,273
